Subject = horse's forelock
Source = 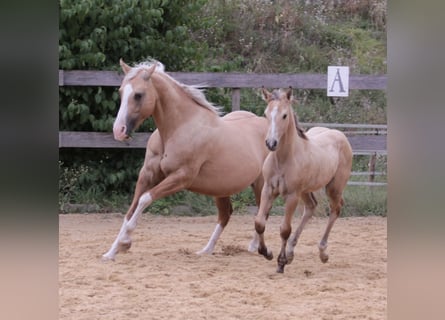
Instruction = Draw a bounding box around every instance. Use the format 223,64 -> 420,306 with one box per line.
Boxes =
270,89 -> 281,101
270,89 -> 291,101
125,60 -> 165,81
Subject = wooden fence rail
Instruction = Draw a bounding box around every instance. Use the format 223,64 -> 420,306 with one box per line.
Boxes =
59,70 -> 386,111
59,69 -> 387,186
58,130 -> 387,155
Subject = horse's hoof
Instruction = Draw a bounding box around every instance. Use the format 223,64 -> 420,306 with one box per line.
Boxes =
258,247 -> 273,260
117,241 -> 132,253
286,252 -> 294,265
247,241 -> 258,253
101,253 -> 115,262
319,252 -> 329,263
196,248 -> 212,255
276,264 -> 285,273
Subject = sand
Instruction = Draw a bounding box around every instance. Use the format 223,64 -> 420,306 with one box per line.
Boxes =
59,213 -> 386,319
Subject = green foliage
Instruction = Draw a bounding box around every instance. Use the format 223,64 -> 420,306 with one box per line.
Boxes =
343,186 -> 387,216
59,0 -> 209,205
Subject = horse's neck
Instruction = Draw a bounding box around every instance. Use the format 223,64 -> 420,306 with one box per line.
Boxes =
151,73 -> 214,139
276,120 -> 306,162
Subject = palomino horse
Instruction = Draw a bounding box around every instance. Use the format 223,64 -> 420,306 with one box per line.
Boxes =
252,87 -> 352,273
102,59 -> 270,261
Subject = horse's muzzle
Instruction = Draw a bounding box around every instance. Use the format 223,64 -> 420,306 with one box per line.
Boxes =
266,139 -> 277,151
113,124 -> 132,141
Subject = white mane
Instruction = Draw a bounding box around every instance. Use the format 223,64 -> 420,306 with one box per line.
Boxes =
126,60 -> 222,116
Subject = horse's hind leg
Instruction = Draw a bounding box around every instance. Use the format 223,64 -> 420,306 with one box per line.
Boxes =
319,181 -> 345,263
196,196 -> 233,255
248,177 -> 264,253
285,192 -> 317,265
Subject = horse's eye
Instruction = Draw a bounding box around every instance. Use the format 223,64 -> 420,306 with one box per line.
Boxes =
134,93 -> 142,101
282,114 -> 287,119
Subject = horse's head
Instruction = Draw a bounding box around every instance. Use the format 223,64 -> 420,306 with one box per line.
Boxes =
113,59 -> 158,141
261,87 -> 294,151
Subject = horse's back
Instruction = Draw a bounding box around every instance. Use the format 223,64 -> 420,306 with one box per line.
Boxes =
222,110 -> 258,121
307,127 -> 351,152
220,111 -> 269,158
306,126 -> 352,171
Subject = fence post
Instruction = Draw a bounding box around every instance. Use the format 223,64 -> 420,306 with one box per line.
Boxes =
231,88 -> 240,111
368,152 -> 377,183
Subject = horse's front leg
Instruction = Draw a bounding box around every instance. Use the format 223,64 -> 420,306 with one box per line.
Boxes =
277,193 -> 299,273
102,168 -> 192,261
102,191 -> 154,261
254,184 -> 275,261
103,135 -> 164,261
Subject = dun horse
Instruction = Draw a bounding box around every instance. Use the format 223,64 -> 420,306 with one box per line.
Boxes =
102,59 -> 270,261
251,87 -> 352,273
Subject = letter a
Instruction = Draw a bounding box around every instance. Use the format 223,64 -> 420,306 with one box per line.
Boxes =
327,66 -> 349,97
329,68 -> 345,93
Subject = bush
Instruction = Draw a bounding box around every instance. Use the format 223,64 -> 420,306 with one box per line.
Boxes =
59,0 -> 209,206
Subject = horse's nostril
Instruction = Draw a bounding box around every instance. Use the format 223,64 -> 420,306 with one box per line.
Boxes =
120,125 -> 126,133
265,139 -> 278,151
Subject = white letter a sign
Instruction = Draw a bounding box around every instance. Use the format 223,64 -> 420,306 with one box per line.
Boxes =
327,66 -> 349,97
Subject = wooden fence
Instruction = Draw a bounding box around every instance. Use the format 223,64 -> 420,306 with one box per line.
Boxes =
59,70 -> 387,186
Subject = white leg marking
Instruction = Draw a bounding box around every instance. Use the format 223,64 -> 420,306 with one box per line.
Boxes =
102,192 -> 153,261
196,223 -> 223,255
248,232 -> 260,252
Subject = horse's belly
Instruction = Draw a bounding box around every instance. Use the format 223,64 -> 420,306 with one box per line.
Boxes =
188,156 -> 263,197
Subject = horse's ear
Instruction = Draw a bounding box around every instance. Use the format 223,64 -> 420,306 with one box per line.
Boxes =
142,63 -> 157,81
261,86 -> 272,102
286,86 -> 293,101
120,59 -> 131,74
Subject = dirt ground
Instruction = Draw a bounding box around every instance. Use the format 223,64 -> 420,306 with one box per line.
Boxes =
59,213 -> 386,320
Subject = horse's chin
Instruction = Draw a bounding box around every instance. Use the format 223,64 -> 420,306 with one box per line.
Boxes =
114,133 -> 131,142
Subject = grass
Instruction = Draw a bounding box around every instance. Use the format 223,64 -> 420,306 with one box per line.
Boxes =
59,183 -> 386,217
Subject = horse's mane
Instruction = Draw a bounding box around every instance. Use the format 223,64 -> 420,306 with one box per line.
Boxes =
270,89 -> 308,140
292,111 -> 308,140
127,60 -> 222,116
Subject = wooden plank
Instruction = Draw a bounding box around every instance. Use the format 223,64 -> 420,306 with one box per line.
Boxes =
61,71 -> 124,87
59,131 -> 387,153
59,70 -> 387,90
59,132 -> 150,148
349,75 -> 387,90
347,181 -> 387,186
59,70 -> 64,86
347,135 -> 386,153
351,172 -> 386,176
302,123 -> 387,130
231,88 -> 240,111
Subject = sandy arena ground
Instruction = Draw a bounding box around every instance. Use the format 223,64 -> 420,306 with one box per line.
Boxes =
59,213 -> 386,319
